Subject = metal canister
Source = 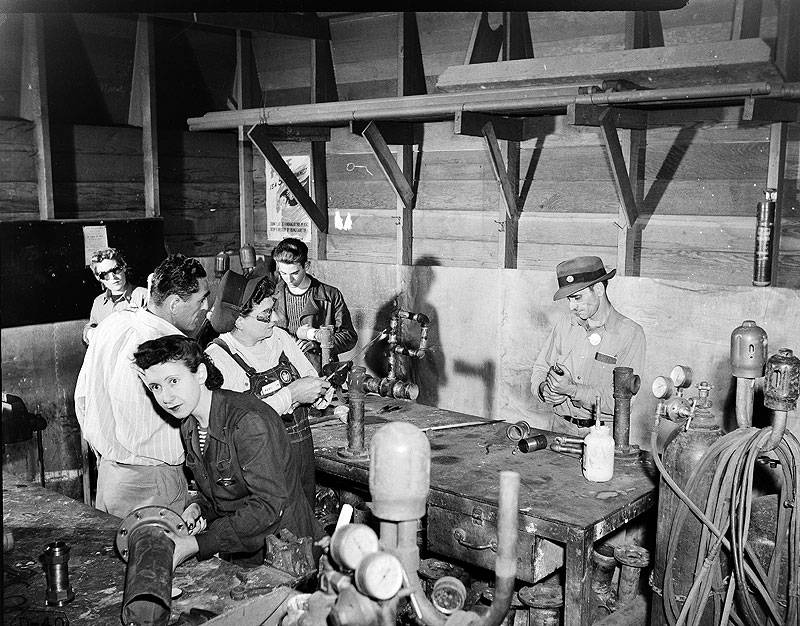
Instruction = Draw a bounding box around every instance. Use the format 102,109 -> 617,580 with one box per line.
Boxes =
518,434 -> 548,453
42,541 -> 75,606
753,188 -> 777,286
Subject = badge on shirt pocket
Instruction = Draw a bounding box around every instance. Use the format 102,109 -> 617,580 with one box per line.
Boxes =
594,352 -> 617,365
260,380 -> 282,396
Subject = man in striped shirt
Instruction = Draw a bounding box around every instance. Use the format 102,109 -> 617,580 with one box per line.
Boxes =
75,254 -> 211,518
271,238 -> 357,375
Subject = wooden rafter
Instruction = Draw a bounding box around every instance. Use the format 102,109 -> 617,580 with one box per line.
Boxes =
502,12 -> 534,60
156,13 -> 331,39
766,123 -> 787,285
248,125 -> 328,234
730,0 -> 763,40
464,11 -> 503,64
480,120 -> 520,222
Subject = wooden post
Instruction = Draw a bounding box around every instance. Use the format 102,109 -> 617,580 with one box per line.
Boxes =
766,123 -> 787,285
236,30 -> 255,248
130,15 -> 160,217
20,14 -> 54,219
310,32 -> 338,262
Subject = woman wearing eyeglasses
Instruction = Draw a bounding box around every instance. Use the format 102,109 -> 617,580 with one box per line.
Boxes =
204,272 -> 330,508
83,248 -> 148,345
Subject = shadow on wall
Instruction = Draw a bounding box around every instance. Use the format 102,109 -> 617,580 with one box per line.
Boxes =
453,359 -> 495,418
363,258 -> 448,407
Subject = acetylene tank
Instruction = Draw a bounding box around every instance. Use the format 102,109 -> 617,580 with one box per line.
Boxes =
651,382 -> 723,626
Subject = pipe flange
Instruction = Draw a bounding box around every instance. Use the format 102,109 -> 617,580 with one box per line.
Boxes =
614,444 -> 641,462
613,545 -> 651,569
505,421 -> 530,442
337,446 -> 369,461
517,583 -> 564,609
116,506 -> 188,562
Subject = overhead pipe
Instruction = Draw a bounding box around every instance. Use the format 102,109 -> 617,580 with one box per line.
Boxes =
188,81 -> 800,131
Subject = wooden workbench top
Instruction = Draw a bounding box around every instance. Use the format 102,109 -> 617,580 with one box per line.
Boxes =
312,397 -> 657,535
2,472 -> 294,625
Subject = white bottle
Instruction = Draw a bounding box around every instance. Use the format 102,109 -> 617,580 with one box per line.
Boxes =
583,423 -> 615,482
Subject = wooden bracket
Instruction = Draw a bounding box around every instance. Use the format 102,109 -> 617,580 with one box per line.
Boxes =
250,126 -> 332,142
248,124 -> 328,234
568,103 -> 648,130
481,120 -> 520,221
464,11 -> 503,64
454,110 -> 538,141
597,109 -> 639,229
742,97 -> 800,122
350,121 -> 422,145
360,121 -> 415,210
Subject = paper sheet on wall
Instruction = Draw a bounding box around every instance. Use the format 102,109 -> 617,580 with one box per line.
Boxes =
82,225 -> 109,265
265,155 -> 312,243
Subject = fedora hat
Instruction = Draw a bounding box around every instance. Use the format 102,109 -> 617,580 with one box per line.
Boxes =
553,256 -> 616,301
208,270 -> 265,333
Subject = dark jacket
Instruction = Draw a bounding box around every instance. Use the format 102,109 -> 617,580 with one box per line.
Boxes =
273,276 -> 358,373
183,389 -> 322,563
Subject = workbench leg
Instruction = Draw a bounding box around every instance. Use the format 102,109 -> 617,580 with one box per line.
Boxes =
564,529 -> 594,626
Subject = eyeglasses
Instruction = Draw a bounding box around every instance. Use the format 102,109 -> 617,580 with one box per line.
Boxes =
96,265 -> 125,280
252,307 -> 274,323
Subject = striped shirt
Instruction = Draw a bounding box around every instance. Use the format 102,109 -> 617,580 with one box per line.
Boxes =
74,308 -> 185,466
197,426 -> 208,455
285,288 -> 313,335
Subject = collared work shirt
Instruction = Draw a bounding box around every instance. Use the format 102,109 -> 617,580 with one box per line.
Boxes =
83,284 -> 148,344
205,328 -> 317,417
530,306 -> 646,422
75,308 -> 185,466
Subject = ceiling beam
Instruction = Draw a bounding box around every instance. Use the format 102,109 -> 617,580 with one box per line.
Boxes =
156,13 -> 331,39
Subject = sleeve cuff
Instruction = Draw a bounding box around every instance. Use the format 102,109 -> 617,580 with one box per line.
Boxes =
195,532 -> 219,561
573,383 -> 593,408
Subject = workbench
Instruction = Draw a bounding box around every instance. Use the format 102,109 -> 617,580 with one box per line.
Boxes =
2,471 -> 295,625
312,397 -> 658,626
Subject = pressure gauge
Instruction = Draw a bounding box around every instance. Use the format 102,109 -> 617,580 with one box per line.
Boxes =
670,365 -> 693,389
329,523 -> 380,571
652,376 -> 674,400
354,551 -> 404,600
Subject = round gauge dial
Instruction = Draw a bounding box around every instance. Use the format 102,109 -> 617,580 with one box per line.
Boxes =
670,365 -> 693,388
329,523 -> 379,571
652,376 -> 674,399
354,551 -> 404,601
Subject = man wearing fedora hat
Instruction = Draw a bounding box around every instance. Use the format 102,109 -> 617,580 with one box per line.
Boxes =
530,256 -> 645,434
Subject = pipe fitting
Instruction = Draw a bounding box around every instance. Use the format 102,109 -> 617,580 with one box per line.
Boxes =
506,421 -> 530,442
42,541 -> 75,607
518,582 -> 563,626
613,367 -> 640,461
340,366 -> 369,460
116,506 -> 186,625
614,545 -> 650,608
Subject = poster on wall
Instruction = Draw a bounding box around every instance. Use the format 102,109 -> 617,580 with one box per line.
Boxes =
266,155 -> 312,243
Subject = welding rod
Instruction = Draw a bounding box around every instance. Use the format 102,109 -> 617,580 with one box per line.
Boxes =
421,419 -> 505,433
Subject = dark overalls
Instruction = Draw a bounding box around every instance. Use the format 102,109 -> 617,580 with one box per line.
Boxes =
210,338 -> 316,507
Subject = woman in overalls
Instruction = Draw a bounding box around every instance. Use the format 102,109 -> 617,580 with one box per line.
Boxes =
205,272 -> 330,507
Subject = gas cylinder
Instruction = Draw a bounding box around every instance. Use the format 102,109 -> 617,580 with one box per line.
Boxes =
651,382 -> 723,626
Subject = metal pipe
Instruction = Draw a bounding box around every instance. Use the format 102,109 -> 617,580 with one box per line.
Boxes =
613,367 -> 640,460
317,325 -> 334,369
614,545 -> 650,608
735,377 -> 755,428
379,521 -> 397,550
479,470 -> 520,626
387,313 -> 400,380
122,525 -> 175,626
363,375 -> 419,400
188,82 -> 800,131
591,543 -> 618,608
339,366 -> 369,459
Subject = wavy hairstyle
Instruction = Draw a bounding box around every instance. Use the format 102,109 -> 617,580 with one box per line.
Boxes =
133,335 -> 223,390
